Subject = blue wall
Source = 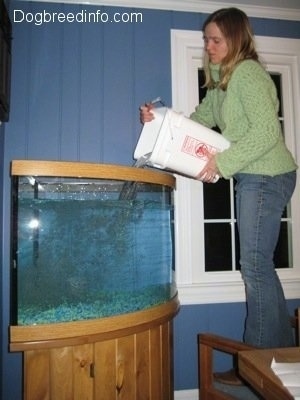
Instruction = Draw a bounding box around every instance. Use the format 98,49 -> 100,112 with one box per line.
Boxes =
1,1 -> 300,398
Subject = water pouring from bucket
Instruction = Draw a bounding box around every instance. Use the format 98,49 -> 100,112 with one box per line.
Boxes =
119,97 -> 166,201
118,153 -> 151,200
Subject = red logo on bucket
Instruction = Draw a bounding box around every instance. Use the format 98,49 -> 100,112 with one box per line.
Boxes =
182,135 -> 217,160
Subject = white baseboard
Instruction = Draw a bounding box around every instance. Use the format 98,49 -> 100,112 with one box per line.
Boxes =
174,389 -> 198,400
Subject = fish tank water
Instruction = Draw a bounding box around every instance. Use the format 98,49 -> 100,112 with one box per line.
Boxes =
10,161 -> 176,326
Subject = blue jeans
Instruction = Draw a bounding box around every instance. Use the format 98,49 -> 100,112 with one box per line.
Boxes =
234,171 -> 296,348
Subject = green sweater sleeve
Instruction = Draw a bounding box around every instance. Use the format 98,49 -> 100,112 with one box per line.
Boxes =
190,89 -> 217,128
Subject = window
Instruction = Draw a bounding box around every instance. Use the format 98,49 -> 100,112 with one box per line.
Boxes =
171,29 -> 300,304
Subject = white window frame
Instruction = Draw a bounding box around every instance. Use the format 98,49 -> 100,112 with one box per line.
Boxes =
171,29 -> 300,304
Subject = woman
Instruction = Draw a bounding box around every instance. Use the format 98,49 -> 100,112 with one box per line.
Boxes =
141,7 -> 297,361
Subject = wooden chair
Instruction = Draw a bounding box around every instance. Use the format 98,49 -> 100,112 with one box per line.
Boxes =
198,307 -> 300,400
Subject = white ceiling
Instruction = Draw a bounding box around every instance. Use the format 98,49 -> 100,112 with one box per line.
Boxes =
221,0 -> 299,7
18,0 -> 300,21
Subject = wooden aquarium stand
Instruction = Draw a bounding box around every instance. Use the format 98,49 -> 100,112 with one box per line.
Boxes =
10,295 -> 179,400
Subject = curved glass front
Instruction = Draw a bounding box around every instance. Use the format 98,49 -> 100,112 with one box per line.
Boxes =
11,175 -> 175,325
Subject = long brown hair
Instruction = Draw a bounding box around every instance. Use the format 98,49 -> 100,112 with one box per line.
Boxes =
202,8 -> 259,90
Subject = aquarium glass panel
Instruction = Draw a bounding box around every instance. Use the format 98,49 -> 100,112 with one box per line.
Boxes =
11,176 -> 175,325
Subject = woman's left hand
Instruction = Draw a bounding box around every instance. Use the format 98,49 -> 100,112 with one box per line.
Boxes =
196,154 -> 221,183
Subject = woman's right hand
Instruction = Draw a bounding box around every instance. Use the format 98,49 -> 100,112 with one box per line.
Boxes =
139,104 -> 155,124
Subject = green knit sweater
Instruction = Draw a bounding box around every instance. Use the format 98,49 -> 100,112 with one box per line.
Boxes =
190,60 -> 297,179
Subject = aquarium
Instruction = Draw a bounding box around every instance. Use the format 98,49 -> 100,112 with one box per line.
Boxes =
10,161 -> 176,326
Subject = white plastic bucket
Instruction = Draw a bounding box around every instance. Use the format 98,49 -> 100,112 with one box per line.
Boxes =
134,107 -> 230,179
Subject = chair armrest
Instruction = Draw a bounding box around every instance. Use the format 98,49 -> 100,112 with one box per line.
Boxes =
199,333 -> 254,355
